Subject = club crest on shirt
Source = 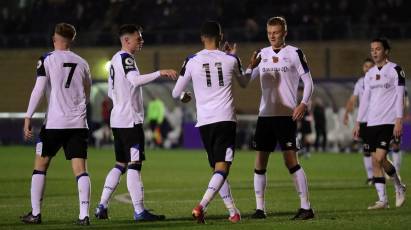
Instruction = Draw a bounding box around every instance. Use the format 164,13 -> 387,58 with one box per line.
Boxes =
376,74 -> 380,80
272,56 -> 279,63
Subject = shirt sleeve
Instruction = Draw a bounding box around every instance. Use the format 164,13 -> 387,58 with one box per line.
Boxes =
300,72 -> 314,105
353,80 -> 360,96
83,63 -> 92,104
172,59 -> 192,98
295,49 -> 310,77
25,77 -> 48,118
394,65 -> 406,118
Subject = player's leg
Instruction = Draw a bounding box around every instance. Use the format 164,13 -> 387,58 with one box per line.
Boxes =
251,117 -> 275,219
96,128 -> 126,219
360,123 -> 373,185
67,129 -> 91,225
369,149 -> 389,209
21,127 -> 58,224
125,124 -> 164,221
219,179 -> 240,222
390,137 -> 402,174
252,151 -> 270,218
279,117 -> 313,220
193,122 -> 236,223
382,158 -> 406,207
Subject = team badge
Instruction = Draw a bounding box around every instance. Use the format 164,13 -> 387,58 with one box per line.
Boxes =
376,74 -> 380,80
272,56 -> 279,63
380,141 -> 387,146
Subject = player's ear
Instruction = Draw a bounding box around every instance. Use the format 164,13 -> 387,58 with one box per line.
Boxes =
200,36 -> 205,43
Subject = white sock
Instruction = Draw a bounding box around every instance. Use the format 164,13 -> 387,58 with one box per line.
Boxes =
392,151 -> 402,174
254,171 -> 266,211
374,182 -> 387,202
219,179 -> 237,216
200,172 -> 226,209
99,166 -> 124,208
77,173 -> 91,219
291,166 -> 310,210
31,170 -> 46,216
127,167 -> 144,214
363,156 -> 373,179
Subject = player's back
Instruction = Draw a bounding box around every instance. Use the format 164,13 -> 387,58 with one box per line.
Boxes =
42,50 -> 90,128
187,49 -> 239,126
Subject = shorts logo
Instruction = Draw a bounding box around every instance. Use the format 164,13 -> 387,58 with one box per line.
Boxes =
286,142 -> 293,147
380,141 -> 387,146
225,147 -> 234,162
35,142 -> 43,156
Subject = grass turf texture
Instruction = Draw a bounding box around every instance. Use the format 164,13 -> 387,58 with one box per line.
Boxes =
0,146 -> 410,230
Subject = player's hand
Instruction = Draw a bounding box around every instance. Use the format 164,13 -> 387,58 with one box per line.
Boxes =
343,112 -> 349,126
223,42 -> 237,55
180,91 -> 192,103
23,117 -> 33,141
353,122 -> 360,140
292,103 -> 307,121
393,118 -> 403,138
247,50 -> 261,69
159,69 -> 178,80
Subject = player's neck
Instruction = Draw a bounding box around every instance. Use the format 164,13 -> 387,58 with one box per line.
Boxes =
272,43 -> 285,51
54,43 -> 70,51
376,59 -> 388,68
204,43 -> 218,50
121,47 -> 135,55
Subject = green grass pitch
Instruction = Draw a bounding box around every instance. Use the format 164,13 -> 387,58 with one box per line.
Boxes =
0,146 -> 410,230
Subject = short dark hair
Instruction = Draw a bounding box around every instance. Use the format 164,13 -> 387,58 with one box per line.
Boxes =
200,21 -> 221,38
371,38 -> 391,51
54,23 -> 76,41
363,57 -> 374,64
267,16 -> 287,31
119,24 -> 143,37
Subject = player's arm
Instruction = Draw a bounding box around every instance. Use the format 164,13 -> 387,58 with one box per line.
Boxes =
293,49 -> 313,121
354,76 -> 370,139
394,66 -> 406,138
343,95 -> 357,126
83,63 -> 92,104
172,57 -> 193,102
24,57 -> 48,141
121,53 -> 176,87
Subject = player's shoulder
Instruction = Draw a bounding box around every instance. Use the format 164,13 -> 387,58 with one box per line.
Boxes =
68,51 -> 89,66
38,51 -> 53,61
355,76 -> 365,85
388,61 -> 405,74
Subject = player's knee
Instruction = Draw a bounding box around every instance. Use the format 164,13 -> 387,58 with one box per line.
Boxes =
288,164 -> 301,174
213,170 -> 228,179
128,163 -> 142,171
115,164 -> 127,174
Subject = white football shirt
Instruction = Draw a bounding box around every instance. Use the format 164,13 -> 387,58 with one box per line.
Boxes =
109,50 -> 160,128
251,45 -> 314,116
26,50 -> 91,129
357,61 -> 405,126
172,49 -> 244,127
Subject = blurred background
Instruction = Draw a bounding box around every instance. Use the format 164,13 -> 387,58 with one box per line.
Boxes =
0,0 -> 410,152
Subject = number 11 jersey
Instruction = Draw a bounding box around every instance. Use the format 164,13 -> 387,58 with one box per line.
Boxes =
175,49 -> 243,127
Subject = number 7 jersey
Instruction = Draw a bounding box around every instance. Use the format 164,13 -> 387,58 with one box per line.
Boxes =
34,50 -> 91,128
173,49 -> 244,127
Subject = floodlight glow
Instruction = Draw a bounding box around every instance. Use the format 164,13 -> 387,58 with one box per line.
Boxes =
104,61 -> 111,73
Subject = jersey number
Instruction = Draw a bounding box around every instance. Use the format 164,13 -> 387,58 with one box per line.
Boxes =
63,63 -> 78,88
202,62 -> 224,87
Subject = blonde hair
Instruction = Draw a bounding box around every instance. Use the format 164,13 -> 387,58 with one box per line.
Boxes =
267,16 -> 287,31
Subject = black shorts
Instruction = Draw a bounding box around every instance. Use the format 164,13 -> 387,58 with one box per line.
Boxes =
359,122 -> 370,152
199,121 -> 236,168
367,124 -> 394,152
36,126 -> 88,160
112,124 -> 145,163
253,116 -> 297,152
